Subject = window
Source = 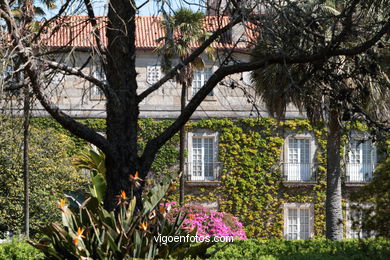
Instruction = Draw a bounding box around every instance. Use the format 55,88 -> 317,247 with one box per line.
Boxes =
347,203 -> 374,238
346,139 -> 376,182
188,131 -> 219,181
284,203 -> 313,240
284,137 -> 314,181
192,68 -> 213,96
146,66 -> 161,84
90,65 -> 106,99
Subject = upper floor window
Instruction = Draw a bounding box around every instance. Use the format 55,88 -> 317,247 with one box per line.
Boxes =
284,203 -> 313,240
192,68 -> 213,96
283,135 -> 315,181
346,139 -> 376,182
90,65 -> 106,99
187,131 -> 220,181
146,66 -> 161,85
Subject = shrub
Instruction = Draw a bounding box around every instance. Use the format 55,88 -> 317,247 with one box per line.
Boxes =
0,119 -> 87,238
209,238 -> 390,259
350,156 -> 390,238
167,203 -> 247,239
0,239 -> 43,260
30,172 -> 213,259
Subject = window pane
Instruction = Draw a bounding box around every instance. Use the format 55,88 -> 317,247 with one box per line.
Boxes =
287,138 -> 311,181
192,68 -> 213,96
191,136 -> 215,180
347,139 -> 375,182
192,138 -> 202,177
286,207 -> 311,240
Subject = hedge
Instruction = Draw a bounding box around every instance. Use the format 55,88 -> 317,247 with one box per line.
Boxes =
209,238 -> 390,259
0,240 -> 43,260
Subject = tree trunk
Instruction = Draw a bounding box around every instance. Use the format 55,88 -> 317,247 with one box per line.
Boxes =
179,83 -> 187,205
23,83 -> 30,238
103,0 -> 140,211
325,107 -> 343,240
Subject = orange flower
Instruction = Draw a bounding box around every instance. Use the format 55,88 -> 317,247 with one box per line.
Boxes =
129,172 -> 143,188
169,184 -> 176,192
158,205 -> 166,214
73,227 -> 85,245
139,221 -> 148,231
116,190 -> 128,206
56,199 -> 67,211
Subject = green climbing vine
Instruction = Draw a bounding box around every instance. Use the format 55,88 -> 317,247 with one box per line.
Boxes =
27,117 -> 387,239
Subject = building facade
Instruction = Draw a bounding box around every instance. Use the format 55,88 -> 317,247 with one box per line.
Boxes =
0,15 -> 381,239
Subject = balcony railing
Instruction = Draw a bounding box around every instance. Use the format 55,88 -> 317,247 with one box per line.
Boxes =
185,162 -> 222,181
282,163 -> 315,182
345,163 -> 375,182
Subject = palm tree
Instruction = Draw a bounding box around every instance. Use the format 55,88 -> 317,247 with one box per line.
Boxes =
251,1 -> 390,240
156,8 -> 214,205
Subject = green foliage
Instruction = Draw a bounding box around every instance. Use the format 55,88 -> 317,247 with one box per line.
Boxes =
157,8 -> 213,76
0,119 -> 87,238
0,239 -> 43,260
31,172 -> 213,259
17,117 -> 388,239
184,118 -> 328,238
138,119 -> 180,188
209,238 -> 390,260
350,156 -> 390,237
73,145 -> 106,178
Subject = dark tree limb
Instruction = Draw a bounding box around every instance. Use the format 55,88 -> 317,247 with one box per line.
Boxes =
0,0 -> 112,155
140,18 -> 390,172
37,58 -> 108,91
137,16 -> 241,101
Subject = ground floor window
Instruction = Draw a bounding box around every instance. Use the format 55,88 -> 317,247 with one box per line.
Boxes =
347,203 -> 375,238
187,131 -> 219,181
284,203 -> 313,240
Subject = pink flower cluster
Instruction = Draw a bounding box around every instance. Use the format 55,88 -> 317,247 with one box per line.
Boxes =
164,202 -> 247,239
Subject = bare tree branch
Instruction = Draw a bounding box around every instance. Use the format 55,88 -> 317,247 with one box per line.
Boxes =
37,57 -> 107,91
141,18 -> 390,167
0,0 -> 112,154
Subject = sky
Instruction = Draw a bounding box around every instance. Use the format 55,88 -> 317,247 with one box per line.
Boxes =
42,0 -> 206,18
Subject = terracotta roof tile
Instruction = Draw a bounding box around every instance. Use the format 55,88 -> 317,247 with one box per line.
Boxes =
40,15 -> 253,50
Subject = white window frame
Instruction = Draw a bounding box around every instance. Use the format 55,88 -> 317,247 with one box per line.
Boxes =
146,66 -> 162,85
283,133 -> 316,181
90,64 -> 106,100
346,202 -> 375,238
284,203 -> 314,240
346,134 -> 377,182
191,68 -> 213,97
187,131 -> 219,181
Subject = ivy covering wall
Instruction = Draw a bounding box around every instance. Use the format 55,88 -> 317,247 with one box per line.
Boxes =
0,118 -> 87,237
27,117 -> 387,239
185,118 -> 328,238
